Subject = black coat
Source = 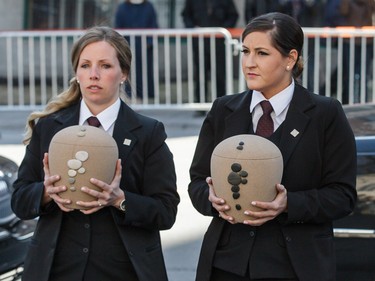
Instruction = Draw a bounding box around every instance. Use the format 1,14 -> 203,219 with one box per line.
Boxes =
11,100 -> 180,281
181,0 -> 238,28
189,84 -> 357,281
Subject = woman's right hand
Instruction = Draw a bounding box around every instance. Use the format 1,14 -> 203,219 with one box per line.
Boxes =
42,153 -> 73,212
207,177 -> 235,224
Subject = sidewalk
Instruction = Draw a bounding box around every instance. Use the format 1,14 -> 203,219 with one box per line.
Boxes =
0,109 -> 211,281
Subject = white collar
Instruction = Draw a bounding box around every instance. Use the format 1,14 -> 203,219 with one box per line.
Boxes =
79,99 -> 121,132
250,80 -> 295,116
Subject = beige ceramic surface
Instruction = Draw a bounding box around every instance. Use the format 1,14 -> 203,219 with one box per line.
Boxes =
211,134 -> 283,222
48,125 -> 118,209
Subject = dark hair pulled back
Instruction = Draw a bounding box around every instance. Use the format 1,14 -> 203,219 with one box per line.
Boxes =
242,12 -> 304,78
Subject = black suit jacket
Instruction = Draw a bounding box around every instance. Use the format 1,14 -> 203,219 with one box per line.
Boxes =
11,101 -> 180,281
189,84 -> 357,281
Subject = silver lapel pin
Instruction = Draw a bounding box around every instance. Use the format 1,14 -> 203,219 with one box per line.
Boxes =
123,139 -> 132,146
290,129 -> 299,137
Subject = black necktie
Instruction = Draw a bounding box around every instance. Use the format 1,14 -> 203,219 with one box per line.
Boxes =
256,101 -> 274,137
87,116 -> 101,128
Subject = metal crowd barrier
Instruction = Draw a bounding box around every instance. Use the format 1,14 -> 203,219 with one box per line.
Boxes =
233,26 -> 375,105
301,27 -> 375,105
0,27 -> 374,111
0,28 -> 235,111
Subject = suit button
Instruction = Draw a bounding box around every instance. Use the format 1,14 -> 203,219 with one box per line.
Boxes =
83,248 -> 89,253
249,231 -> 255,237
84,223 -> 90,229
128,251 -> 134,256
285,236 -> 292,242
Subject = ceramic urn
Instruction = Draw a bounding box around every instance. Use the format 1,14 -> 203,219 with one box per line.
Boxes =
210,134 -> 283,222
48,125 -> 118,209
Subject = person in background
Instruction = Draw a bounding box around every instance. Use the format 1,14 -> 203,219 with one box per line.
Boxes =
181,0 -> 238,107
324,0 -> 375,104
189,12 -> 357,281
244,0 -> 280,24
274,0 -> 326,92
278,0 -> 325,27
245,0 -> 325,27
115,0 -> 158,101
11,26 -> 179,281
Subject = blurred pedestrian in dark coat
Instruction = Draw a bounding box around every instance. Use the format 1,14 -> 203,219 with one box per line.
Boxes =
181,0 -> 238,103
115,0 -> 158,100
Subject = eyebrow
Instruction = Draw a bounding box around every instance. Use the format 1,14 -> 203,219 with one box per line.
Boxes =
79,58 -> 113,63
242,45 -> 269,52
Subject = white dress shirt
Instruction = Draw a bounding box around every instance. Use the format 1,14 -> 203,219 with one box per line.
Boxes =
250,80 -> 295,133
79,98 -> 121,136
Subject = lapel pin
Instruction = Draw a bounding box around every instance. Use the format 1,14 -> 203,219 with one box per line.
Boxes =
123,139 -> 132,146
290,129 -> 299,137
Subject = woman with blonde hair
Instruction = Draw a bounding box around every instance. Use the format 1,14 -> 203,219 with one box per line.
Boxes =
12,26 -> 179,281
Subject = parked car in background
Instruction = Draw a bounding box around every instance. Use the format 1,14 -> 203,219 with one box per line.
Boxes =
334,104 -> 375,281
0,155 -> 36,281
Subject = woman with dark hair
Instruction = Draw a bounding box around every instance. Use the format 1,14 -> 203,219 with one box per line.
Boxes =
189,12 -> 356,281
11,26 -> 179,281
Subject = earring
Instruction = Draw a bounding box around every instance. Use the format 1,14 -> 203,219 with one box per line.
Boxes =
76,79 -> 80,84
120,81 -> 124,85
286,66 -> 290,71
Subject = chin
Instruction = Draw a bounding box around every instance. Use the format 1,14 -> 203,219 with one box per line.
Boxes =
247,85 -> 262,93
246,81 -> 260,91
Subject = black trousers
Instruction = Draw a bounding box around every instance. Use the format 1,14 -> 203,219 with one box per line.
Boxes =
210,267 -> 298,281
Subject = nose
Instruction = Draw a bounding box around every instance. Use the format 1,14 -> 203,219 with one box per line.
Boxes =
90,67 -> 99,80
243,53 -> 255,68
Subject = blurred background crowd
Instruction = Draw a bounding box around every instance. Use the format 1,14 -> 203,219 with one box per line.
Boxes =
1,0 -> 374,107
1,0 -> 374,31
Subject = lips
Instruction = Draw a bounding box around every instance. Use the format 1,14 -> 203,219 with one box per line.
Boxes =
87,85 -> 102,90
247,73 -> 259,78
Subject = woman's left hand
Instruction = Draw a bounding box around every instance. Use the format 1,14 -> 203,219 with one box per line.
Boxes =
77,159 -> 123,214
243,184 -> 287,226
